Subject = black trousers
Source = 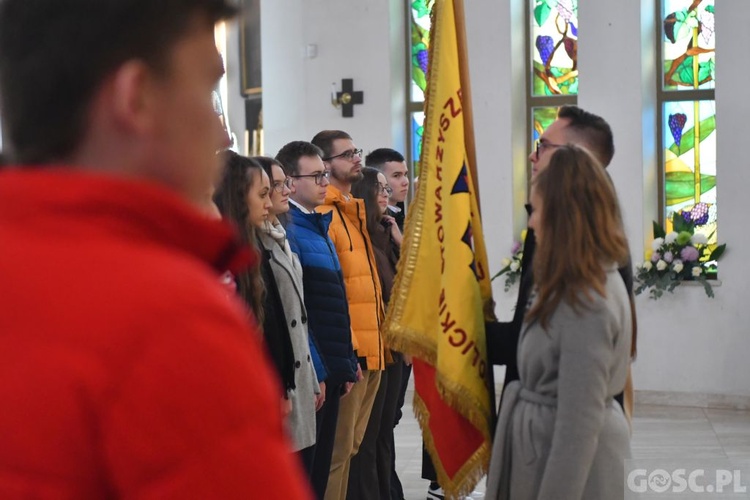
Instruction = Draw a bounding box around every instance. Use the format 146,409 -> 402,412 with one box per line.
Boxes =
347,360 -> 404,500
389,362 -> 411,499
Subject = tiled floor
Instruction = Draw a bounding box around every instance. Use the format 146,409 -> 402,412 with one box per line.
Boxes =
394,391 -> 750,499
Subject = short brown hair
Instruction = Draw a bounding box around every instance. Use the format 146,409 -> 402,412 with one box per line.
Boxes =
0,0 -> 237,165
557,105 -> 615,167
275,141 -> 324,176
311,130 -> 352,160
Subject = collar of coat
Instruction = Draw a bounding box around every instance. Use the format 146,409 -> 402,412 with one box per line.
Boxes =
322,184 -> 366,225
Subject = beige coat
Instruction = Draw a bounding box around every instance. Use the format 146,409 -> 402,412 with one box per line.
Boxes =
486,266 -> 632,500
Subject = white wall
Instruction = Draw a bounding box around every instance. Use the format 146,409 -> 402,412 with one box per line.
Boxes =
224,0 -> 407,158
251,0 -> 750,400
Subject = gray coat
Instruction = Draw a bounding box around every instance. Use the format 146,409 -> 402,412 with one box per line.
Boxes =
258,231 -> 320,451
486,266 -> 632,500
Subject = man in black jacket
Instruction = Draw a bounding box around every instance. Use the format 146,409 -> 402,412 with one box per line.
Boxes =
487,105 -> 636,423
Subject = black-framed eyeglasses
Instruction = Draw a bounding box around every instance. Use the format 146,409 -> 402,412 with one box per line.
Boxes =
272,177 -> 293,193
378,184 -> 393,196
289,170 -> 330,185
323,148 -> 363,162
534,139 -> 565,158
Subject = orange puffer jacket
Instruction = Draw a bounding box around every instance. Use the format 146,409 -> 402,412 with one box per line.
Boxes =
316,184 -> 385,371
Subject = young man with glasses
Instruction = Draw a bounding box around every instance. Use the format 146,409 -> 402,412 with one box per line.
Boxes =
277,140 -> 360,499
488,105 -> 636,426
312,130 -> 385,500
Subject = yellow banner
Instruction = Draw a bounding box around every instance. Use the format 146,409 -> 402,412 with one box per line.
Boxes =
384,0 -> 494,496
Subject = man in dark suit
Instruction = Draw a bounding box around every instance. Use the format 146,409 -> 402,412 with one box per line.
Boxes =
487,105 -> 636,424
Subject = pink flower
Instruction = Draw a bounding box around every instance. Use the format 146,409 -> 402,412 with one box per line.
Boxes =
511,241 -> 521,254
651,252 -> 661,263
680,246 -> 700,262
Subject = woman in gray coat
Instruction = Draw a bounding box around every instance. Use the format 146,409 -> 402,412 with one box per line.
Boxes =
486,145 -> 632,500
255,156 -> 323,453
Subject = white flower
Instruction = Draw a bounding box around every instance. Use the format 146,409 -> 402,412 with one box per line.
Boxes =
656,259 -> 668,271
692,266 -> 702,277
665,232 -> 679,244
501,257 -> 511,267
691,233 -> 708,245
672,260 -> 684,273
641,261 -> 653,271
652,237 -> 665,251
510,261 -> 520,272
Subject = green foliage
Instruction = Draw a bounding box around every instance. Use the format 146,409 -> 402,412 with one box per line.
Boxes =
491,236 -> 525,293
710,243 -> 726,262
665,172 -> 716,206
668,115 -> 716,156
534,1 -> 552,27
674,58 -> 715,87
411,0 -> 431,18
653,220 -> 666,239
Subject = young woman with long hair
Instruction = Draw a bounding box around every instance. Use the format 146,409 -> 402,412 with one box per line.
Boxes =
349,166 -> 404,498
214,151 -> 269,321
487,144 -> 632,500
254,155 -> 323,455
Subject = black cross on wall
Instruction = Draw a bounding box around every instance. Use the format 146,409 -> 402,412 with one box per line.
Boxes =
337,78 -> 364,118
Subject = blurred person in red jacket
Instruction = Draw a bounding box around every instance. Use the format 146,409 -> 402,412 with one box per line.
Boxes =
0,0 -> 312,498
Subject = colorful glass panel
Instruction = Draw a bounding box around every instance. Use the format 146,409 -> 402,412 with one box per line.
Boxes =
532,106 -> 559,145
662,0 -> 715,91
411,111 -> 425,178
531,0 -> 579,96
411,0 -> 433,102
663,100 -> 717,245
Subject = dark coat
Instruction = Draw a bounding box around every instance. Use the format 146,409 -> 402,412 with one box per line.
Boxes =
286,204 -> 358,385
369,221 -> 399,306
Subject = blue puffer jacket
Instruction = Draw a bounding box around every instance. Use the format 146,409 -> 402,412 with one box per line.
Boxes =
286,204 -> 358,385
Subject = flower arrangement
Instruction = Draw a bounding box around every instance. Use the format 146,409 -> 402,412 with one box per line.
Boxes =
491,230 -> 526,292
635,213 -> 726,300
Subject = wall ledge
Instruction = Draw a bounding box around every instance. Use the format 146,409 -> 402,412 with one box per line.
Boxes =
635,390 -> 750,411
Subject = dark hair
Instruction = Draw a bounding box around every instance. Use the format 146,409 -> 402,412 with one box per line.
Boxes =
275,141 -> 323,176
0,0 -> 237,164
311,130 -> 352,160
365,148 -> 405,170
351,167 -> 384,237
253,156 -> 285,180
526,144 -> 628,329
214,151 -> 266,323
557,105 -> 615,167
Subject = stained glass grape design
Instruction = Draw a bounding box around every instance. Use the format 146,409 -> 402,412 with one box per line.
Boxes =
668,113 -> 687,146
532,0 -> 578,96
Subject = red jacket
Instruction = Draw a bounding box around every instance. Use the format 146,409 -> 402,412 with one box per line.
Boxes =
0,169 -> 312,499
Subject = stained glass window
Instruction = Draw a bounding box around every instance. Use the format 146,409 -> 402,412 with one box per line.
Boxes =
527,1 -> 577,174
662,0 -> 715,91
532,107 -> 559,144
663,100 -> 716,241
411,111 -> 425,178
531,0 -> 579,96
408,0 -> 433,179
411,0 -> 432,103
659,0 -> 717,255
